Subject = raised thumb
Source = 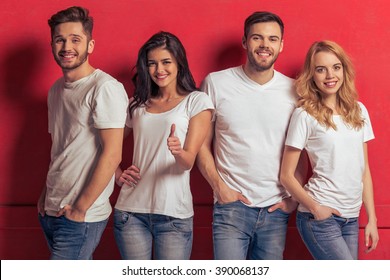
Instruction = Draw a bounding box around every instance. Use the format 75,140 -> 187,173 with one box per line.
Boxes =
169,123 -> 176,137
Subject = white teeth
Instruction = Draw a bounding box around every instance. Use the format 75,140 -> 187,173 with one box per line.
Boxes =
325,82 -> 336,86
257,52 -> 270,55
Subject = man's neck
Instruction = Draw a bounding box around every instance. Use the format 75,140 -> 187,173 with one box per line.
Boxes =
242,63 -> 275,85
63,63 -> 95,83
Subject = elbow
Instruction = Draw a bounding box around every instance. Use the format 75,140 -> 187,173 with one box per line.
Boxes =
108,152 -> 122,169
182,163 -> 193,171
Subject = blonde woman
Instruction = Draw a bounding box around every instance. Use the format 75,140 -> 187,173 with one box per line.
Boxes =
280,40 -> 379,259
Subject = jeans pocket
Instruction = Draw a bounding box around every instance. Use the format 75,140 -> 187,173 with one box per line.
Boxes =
274,208 -> 290,215
114,209 -> 131,229
169,216 -> 193,233
62,215 -> 86,225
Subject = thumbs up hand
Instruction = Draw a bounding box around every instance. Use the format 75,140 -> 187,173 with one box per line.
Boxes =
167,124 -> 182,156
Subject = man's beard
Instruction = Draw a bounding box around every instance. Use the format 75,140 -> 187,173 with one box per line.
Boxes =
54,48 -> 89,71
247,50 -> 279,72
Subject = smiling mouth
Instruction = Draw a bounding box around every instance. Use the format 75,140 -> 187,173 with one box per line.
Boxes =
324,81 -> 337,87
59,52 -> 76,60
156,74 -> 168,79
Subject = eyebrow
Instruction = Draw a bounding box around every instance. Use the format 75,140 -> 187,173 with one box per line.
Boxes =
315,63 -> 342,68
53,34 -> 83,39
250,33 -> 281,40
147,58 -> 172,62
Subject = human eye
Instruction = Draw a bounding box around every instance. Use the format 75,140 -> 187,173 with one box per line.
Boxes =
334,64 -> 342,71
162,60 -> 171,65
54,38 -> 65,44
147,61 -> 156,67
269,36 -> 279,42
315,67 -> 325,73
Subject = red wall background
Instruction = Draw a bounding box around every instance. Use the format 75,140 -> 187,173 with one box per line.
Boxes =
0,0 -> 389,260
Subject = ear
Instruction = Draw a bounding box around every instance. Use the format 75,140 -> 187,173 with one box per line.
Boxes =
87,39 -> 95,54
242,36 -> 247,49
279,39 -> 284,53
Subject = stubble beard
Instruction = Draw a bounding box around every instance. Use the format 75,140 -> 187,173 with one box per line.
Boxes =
247,50 -> 279,72
54,47 -> 89,71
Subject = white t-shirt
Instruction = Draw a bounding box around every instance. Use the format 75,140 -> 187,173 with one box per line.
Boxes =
45,69 -> 129,222
285,103 -> 374,218
115,91 -> 214,219
201,66 -> 298,207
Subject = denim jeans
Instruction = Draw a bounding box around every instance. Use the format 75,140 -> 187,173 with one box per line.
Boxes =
296,211 -> 359,260
114,209 -> 193,260
38,214 -> 108,260
212,201 -> 290,260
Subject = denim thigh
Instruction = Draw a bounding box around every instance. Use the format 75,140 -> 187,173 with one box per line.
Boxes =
296,211 -> 358,260
153,215 -> 193,260
213,201 -> 289,260
249,207 -> 289,260
39,214 -> 107,260
114,209 -> 193,260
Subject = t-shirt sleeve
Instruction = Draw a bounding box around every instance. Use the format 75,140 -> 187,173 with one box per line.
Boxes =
285,108 -> 310,150
359,102 -> 375,142
93,80 -> 129,129
187,91 -> 215,119
200,75 -> 217,122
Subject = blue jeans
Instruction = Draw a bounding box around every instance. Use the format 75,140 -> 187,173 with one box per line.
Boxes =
114,209 -> 193,260
213,201 -> 290,260
38,214 -> 108,260
296,211 -> 359,260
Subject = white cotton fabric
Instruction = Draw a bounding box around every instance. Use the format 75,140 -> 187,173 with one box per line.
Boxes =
115,91 -> 214,219
45,69 -> 129,222
285,102 -> 374,217
201,66 -> 298,207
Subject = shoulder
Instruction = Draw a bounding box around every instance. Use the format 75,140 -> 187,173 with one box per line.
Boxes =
274,70 -> 295,85
292,107 -> 312,122
205,66 -> 241,81
186,90 -> 213,105
92,69 -> 123,86
92,70 -> 128,99
357,101 -> 371,118
49,77 -> 65,91
357,101 -> 368,112
48,77 -> 65,101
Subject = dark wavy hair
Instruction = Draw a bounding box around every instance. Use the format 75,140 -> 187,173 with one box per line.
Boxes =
244,11 -> 284,39
48,6 -> 93,41
129,31 -> 197,117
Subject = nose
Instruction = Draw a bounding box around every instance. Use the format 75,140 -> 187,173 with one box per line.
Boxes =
62,39 -> 72,50
259,38 -> 269,48
156,63 -> 164,73
326,68 -> 334,79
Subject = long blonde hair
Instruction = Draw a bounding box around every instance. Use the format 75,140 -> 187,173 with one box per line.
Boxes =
296,40 -> 364,130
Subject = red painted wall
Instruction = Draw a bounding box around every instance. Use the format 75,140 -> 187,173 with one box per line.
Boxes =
0,0 -> 389,260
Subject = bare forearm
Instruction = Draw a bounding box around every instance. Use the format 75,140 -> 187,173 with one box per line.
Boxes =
174,151 -> 196,170
362,144 -> 377,223
73,152 -> 121,213
362,171 -> 377,223
281,174 -> 317,212
196,146 -> 222,192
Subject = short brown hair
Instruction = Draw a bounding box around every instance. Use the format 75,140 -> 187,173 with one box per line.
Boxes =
48,6 -> 93,40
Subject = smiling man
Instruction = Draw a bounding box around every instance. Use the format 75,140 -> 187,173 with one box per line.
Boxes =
197,11 -> 306,260
37,6 -> 128,260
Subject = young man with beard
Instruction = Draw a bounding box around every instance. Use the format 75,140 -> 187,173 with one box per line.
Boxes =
197,11 -> 306,260
37,6 -> 128,259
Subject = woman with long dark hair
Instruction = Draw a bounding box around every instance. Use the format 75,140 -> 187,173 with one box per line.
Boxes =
113,31 -> 214,260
